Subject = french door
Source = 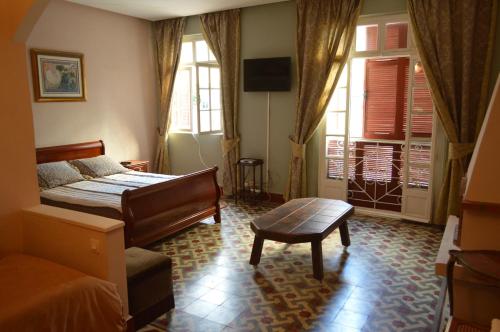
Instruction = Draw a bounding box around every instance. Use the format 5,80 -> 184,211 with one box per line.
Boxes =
318,15 -> 435,222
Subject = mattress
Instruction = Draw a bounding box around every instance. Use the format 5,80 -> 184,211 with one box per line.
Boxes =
0,254 -> 125,332
40,170 -> 178,213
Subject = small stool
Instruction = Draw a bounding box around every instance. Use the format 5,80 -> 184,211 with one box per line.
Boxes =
236,158 -> 264,203
125,247 -> 175,329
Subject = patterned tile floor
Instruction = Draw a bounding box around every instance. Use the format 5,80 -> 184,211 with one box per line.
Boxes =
140,201 -> 443,332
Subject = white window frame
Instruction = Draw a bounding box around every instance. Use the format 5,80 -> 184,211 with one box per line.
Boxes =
170,67 -> 193,132
170,34 -> 222,135
318,13 -> 437,222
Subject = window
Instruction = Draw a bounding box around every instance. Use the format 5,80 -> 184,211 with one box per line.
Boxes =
321,14 -> 435,218
356,24 -> 378,52
385,22 -> 408,50
170,36 -> 222,134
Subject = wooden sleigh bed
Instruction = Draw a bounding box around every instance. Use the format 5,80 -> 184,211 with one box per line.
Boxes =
36,141 -> 221,248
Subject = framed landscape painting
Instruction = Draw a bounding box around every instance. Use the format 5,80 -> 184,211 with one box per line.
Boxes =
30,49 -> 86,102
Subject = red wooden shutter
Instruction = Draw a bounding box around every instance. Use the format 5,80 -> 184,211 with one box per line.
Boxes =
410,87 -> 433,138
385,23 -> 408,49
364,57 -> 409,140
366,25 -> 378,50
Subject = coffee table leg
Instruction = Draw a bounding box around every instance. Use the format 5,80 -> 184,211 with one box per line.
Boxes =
339,221 -> 351,247
311,240 -> 324,280
250,236 -> 264,265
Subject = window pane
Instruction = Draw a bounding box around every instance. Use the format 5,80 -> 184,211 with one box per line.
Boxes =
408,166 -> 430,189
408,143 -> 431,165
326,137 -> 344,179
349,58 -> 366,138
327,159 -> 344,180
211,89 -> 221,109
400,143 -> 431,189
413,61 -> 427,85
209,49 -> 217,61
210,67 -> 221,88
326,112 -> 345,135
328,87 -> 347,112
338,66 -> 348,87
198,67 -> 209,88
170,69 -> 191,130
211,110 -> 221,131
199,89 -> 210,110
200,111 -> 210,132
411,113 -> 433,137
412,87 -> 433,113
410,87 -> 433,137
385,22 -> 408,50
180,42 -> 193,64
195,40 -> 209,62
325,136 -> 344,157
356,24 -> 378,52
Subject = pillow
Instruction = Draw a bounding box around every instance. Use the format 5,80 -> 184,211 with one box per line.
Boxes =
37,161 -> 85,190
70,155 -> 128,178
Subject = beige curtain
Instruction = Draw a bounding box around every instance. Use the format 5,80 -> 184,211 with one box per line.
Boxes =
200,10 -> 240,196
284,0 -> 362,201
408,0 -> 497,224
153,17 -> 186,173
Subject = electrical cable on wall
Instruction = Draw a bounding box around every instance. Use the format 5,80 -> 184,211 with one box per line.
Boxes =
191,133 -> 210,169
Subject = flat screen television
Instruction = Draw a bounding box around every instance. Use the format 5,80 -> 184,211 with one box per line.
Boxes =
244,57 -> 291,92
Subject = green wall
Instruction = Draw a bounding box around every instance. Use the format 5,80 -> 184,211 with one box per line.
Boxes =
170,1 -> 296,194
169,0 -> 500,198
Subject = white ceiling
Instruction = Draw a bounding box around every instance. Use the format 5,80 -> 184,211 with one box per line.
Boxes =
67,0 -> 289,21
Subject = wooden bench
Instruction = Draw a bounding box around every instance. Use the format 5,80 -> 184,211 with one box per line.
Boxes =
249,198 -> 354,280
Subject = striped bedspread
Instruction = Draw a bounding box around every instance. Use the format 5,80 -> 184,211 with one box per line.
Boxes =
40,171 -> 178,212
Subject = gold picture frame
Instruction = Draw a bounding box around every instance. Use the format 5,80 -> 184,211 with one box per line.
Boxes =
30,49 -> 86,102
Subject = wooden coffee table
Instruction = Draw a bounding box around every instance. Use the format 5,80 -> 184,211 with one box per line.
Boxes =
249,198 -> 354,280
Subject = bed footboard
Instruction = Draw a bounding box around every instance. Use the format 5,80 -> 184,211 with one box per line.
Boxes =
121,167 -> 220,247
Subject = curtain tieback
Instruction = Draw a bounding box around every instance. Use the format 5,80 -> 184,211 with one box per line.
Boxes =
290,139 -> 306,159
158,133 -> 167,141
222,137 -> 240,156
448,142 -> 474,160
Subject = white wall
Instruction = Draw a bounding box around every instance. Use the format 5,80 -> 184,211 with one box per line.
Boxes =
27,0 -> 158,162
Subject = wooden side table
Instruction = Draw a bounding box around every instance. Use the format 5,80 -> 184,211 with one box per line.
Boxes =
236,158 -> 263,203
121,160 -> 149,172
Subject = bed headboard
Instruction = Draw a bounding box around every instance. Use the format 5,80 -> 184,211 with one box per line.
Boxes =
36,140 -> 105,164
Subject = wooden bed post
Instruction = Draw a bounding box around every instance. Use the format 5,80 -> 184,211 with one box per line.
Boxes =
213,167 -> 221,224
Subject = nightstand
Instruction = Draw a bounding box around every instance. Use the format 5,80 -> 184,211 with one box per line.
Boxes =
121,160 -> 149,172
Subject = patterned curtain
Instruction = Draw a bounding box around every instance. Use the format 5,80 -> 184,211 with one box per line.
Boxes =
408,0 -> 497,224
284,0 -> 362,201
200,10 -> 241,196
153,17 -> 186,173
